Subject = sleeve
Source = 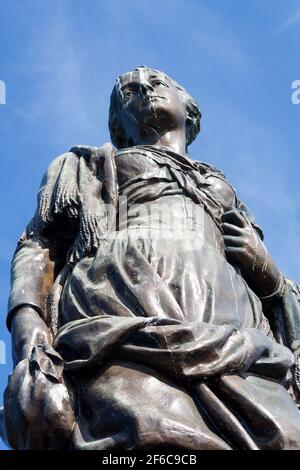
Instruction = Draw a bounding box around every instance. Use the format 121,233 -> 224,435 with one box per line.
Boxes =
6,154 -> 78,331
7,233 -> 68,331
268,279 -> 300,358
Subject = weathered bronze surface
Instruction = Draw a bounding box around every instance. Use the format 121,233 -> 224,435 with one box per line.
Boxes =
2,67 -> 300,450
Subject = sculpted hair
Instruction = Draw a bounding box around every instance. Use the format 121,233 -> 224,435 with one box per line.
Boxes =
108,66 -> 201,150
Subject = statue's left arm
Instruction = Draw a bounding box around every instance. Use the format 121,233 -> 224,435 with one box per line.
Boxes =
222,204 -> 300,400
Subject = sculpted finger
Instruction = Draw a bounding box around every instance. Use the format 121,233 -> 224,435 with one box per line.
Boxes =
222,209 -> 246,228
223,235 -> 244,247
222,222 -> 244,236
224,246 -> 244,258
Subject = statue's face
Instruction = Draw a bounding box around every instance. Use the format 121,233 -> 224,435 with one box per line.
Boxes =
117,68 -> 187,139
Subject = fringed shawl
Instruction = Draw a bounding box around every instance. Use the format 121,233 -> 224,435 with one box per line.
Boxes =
27,143 -> 117,263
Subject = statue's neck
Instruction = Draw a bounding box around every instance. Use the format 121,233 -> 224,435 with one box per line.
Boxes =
135,127 -> 187,156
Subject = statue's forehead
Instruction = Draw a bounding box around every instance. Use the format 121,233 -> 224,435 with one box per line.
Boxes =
118,69 -> 168,87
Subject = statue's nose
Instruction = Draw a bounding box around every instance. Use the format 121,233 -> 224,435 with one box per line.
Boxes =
140,82 -> 154,95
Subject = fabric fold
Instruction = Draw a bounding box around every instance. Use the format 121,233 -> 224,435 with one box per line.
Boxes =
54,315 -> 293,381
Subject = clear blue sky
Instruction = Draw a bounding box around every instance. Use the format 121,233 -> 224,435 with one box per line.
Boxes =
1,0 -> 300,450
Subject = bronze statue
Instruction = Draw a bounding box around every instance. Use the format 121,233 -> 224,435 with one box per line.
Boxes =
2,66 -> 300,450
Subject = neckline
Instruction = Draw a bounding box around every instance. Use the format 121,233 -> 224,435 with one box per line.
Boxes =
133,144 -> 199,169
140,143 -> 188,157
115,144 -> 225,178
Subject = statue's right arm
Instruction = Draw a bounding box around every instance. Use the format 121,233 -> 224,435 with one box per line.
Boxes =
7,232 -> 69,367
7,153 -> 77,367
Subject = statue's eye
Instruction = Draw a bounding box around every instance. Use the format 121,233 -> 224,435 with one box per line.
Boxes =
152,80 -> 168,88
124,90 -> 134,99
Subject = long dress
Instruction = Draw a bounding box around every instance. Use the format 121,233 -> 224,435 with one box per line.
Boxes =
6,144 -> 300,450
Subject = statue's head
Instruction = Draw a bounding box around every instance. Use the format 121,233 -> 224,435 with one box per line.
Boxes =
109,66 -> 201,150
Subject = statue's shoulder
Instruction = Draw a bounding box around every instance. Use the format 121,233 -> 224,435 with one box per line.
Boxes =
69,143 -> 114,159
194,159 -> 226,179
43,143 -> 115,179
49,143 -> 114,164
68,144 -> 101,158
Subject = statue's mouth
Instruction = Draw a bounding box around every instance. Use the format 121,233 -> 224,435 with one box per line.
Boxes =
144,95 -> 167,103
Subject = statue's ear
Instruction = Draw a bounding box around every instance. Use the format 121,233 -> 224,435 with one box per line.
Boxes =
185,116 -> 194,145
185,111 -> 201,147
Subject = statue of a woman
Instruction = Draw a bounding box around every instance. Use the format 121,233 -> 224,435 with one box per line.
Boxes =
3,67 -> 300,450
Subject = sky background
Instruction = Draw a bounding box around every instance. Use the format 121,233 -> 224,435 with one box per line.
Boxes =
1,0 -> 300,450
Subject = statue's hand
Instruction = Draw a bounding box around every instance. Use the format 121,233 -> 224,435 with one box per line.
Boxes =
4,344 -> 75,450
222,209 -> 266,273
222,209 -> 282,298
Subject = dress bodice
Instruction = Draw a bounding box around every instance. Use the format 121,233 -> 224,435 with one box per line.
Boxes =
114,146 -> 237,255
115,145 -> 237,212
